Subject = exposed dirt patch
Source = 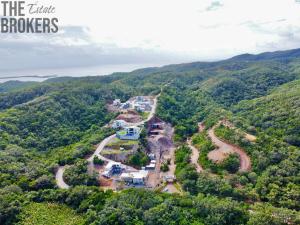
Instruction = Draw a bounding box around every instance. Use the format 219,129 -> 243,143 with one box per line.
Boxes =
158,136 -> 173,148
116,110 -> 142,123
99,176 -> 113,187
208,148 -> 234,163
245,133 -> 257,142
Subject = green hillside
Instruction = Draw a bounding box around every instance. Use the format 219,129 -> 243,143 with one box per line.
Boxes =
0,48 -> 299,225
234,80 -> 300,147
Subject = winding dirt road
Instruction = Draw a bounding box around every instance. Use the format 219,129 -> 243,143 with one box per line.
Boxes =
208,125 -> 251,172
187,139 -> 203,173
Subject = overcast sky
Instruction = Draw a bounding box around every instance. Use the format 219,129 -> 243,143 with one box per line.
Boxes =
1,0 -> 300,77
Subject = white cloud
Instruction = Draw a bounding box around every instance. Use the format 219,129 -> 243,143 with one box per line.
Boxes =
1,0 -> 300,75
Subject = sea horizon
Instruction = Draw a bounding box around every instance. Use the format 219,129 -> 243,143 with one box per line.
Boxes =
0,63 -> 166,83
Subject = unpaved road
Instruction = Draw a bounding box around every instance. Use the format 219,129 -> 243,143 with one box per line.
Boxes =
187,139 -> 203,173
208,125 -> 251,172
87,134 -> 116,164
55,166 -> 70,189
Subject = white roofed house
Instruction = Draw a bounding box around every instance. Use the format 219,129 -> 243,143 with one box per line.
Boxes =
113,99 -> 121,106
102,162 -> 123,178
121,102 -> 131,109
116,126 -> 141,140
112,120 -> 127,129
120,170 -> 149,185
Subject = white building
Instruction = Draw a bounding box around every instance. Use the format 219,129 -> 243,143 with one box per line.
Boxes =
120,170 -> 149,185
145,163 -> 155,170
113,99 -> 121,106
116,126 -> 141,140
112,120 -> 127,129
121,102 -> 131,109
102,162 -> 122,178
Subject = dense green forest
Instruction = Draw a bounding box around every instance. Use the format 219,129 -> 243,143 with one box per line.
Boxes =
0,48 -> 300,224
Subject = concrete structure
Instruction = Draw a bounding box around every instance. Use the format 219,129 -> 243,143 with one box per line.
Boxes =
121,102 -> 131,109
163,175 -> 176,183
132,96 -> 152,112
112,120 -> 127,129
134,103 -> 152,112
113,99 -> 121,106
102,162 -> 122,178
145,163 -> 155,170
145,160 -> 156,170
116,126 -> 141,140
120,170 -> 149,185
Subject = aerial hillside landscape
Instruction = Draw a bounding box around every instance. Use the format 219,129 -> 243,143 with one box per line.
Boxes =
0,48 -> 299,224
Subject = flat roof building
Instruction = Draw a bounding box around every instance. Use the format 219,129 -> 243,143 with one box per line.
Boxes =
120,170 -> 149,185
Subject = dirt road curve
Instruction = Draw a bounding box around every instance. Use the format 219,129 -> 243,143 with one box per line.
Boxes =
208,125 -> 251,172
55,166 -> 70,189
187,139 -> 203,173
87,134 -> 116,163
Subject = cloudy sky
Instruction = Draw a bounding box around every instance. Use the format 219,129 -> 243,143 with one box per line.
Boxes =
1,0 -> 300,77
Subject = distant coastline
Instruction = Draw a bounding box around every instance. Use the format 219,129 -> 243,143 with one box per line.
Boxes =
0,75 -> 57,80
0,75 -> 58,83
0,63 -> 166,83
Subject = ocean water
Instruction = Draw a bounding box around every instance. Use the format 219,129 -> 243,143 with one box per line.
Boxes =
0,63 -> 162,83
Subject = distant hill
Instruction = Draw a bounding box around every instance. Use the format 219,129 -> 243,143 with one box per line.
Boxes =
0,80 -> 37,93
234,79 -> 300,146
230,48 -> 300,61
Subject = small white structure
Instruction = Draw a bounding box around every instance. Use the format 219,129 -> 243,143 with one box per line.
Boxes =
112,120 -> 127,129
120,170 -> 149,185
113,99 -> 121,106
146,163 -> 156,170
145,159 -> 156,170
163,175 -> 176,183
121,102 -> 131,109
